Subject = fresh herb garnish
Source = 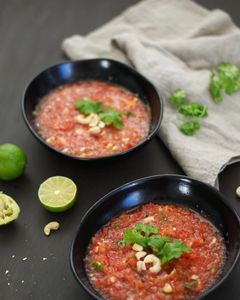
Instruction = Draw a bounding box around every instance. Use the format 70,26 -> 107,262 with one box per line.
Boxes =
75,98 -> 123,129
209,63 -> 240,103
183,280 -> 198,290
170,89 -> 187,106
118,240 -> 126,247
159,239 -> 190,264
120,223 -> 190,265
123,227 -> 148,247
75,97 -> 102,115
126,111 -> 134,117
92,261 -> 104,271
178,103 -> 208,118
159,212 -> 168,223
99,109 -> 123,129
135,223 -> 158,237
179,121 -> 200,136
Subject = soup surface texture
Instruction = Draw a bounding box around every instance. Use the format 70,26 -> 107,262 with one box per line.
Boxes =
86,203 -> 225,300
34,80 -> 150,158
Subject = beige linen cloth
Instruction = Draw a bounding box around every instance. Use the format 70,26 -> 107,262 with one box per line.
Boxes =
62,0 -> 240,185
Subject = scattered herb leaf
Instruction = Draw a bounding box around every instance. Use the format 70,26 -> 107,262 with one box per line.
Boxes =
159,212 -> 168,223
178,103 -> 208,118
170,89 -> 187,106
179,121 -> 200,136
183,280 -> 197,290
218,63 -> 240,95
126,111 -> 134,117
209,71 -> 222,103
118,240 -> 126,247
75,98 -> 102,115
99,109 -> 123,129
209,63 -> 240,103
92,261 -> 104,271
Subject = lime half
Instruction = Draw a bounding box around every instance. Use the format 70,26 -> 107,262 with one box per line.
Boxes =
38,176 -> 77,212
0,192 -> 21,225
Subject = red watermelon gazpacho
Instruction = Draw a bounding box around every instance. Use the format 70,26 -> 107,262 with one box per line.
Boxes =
34,80 -> 151,158
85,203 -> 225,300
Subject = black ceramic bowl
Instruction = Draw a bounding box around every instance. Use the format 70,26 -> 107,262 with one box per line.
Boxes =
22,59 -> 163,161
70,174 -> 240,300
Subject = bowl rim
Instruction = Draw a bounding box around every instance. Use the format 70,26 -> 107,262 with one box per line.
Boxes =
21,58 -> 164,161
70,173 -> 240,300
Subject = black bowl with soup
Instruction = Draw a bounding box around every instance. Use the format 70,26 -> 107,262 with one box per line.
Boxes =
22,59 -> 163,160
70,174 -> 240,300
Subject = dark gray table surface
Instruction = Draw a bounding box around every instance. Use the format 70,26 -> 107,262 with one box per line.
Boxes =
0,1 -> 239,299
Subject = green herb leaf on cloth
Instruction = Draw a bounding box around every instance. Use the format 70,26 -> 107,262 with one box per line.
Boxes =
170,88 -> 187,106
179,121 -> 200,136
178,103 -> 208,118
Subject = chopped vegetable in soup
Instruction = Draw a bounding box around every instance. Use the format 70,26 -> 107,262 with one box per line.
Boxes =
86,203 -> 225,300
34,80 -> 150,158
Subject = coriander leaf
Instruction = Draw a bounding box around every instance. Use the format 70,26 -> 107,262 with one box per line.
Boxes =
159,212 -> 168,223
92,261 -> 104,271
179,121 -> 200,136
135,223 -> 158,237
178,103 -> 208,118
118,240 -> 126,247
99,109 -> 123,129
147,235 -> 170,254
218,63 -> 240,95
123,228 -> 148,247
170,88 -> 187,106
209,71 -> 222,103
183,280 -> 197,290
159,240 -> 190,265
126,111 -> 134,117
75,97 -> 102,115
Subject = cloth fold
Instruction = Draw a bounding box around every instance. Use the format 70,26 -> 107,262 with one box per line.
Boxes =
62,0 -> 240,185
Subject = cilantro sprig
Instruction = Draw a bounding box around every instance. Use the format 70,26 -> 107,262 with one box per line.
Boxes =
75,97 -> 123,129
178,103 -> 208,118
75,97 -> 102,115
179,121 -> 200,136
120,223 -> 190,265
170,88 -> 187,106
169,89 -> 207,136
99,109 -> 123,129
209,62 -> 240,103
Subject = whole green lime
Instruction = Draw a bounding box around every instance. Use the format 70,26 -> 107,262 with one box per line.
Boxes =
0,144 -> 27,181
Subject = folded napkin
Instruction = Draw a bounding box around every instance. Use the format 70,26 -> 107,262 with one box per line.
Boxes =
62,0 -> 240,185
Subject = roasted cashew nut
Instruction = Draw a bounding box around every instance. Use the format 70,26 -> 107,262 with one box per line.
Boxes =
44,221 -> 60,236
75,114 -> 93,124
144,254 -> 161,273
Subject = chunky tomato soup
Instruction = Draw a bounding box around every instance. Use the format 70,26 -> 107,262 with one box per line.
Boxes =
34,80 -> 150,158
86,203 -> 225,300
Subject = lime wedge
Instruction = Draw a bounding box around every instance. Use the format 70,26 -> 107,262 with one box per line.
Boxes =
38,176 -> 77,212
0,192 -> 20,225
